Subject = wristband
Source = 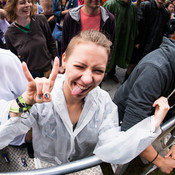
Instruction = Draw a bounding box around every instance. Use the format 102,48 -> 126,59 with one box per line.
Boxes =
16,95 -> 31,109
10,95 -> 32,113
150,152 -> 159,163
9,106 -> 29,113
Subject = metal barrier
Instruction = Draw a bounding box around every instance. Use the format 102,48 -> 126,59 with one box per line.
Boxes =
0,156 -> 102,175
1,116 -> 175,175
161,116 -> 175,132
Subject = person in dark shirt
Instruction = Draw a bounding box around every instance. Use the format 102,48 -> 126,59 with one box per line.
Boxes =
114,37 -> 175,174
126,0 -> 171,78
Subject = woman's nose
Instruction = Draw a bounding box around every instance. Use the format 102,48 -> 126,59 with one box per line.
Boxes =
81,71 -> 93,84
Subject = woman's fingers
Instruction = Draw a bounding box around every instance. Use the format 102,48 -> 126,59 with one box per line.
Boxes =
22,62 -> 34,83
165,150 -> 172,158
35,77 -> 44,102
153,97 -> 168,107
49,57 -> 60,90
35,78 -> 51,102
22,57 -> 59,104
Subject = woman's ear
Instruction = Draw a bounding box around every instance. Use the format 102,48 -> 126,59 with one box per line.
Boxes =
62,53 -> 66,68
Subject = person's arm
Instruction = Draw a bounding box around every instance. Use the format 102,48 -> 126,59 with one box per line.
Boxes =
47,15 -> 55,22
52,0 -> 69,19
0,116 -> 31,149
119,65 -> 165,131
114,63 -> 173,172
140,145 -> 175,174
94,97 -> 169,164
4,33 -> 18,56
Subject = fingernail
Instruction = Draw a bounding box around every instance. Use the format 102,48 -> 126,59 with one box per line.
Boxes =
39,95 -> 42,99
44,93 -> 49,99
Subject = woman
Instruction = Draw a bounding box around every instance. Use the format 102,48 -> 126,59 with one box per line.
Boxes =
0,30 -> 170,165
4,0 -> 58,78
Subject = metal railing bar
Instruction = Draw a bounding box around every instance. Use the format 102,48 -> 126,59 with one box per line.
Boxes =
160,116 -> 175,133
0,155 -> 102,175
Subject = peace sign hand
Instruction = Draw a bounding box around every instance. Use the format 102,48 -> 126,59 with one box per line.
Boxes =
21,57 -> 60,105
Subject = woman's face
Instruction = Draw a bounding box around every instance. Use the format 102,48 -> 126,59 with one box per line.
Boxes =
62,42 -> 108,101
15,0 -> 32,18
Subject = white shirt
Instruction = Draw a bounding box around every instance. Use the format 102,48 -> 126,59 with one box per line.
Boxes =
0,74 -> 161,164
0,49 -> 27,145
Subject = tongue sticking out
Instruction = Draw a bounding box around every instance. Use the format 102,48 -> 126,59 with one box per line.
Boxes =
72,85 -> 83,96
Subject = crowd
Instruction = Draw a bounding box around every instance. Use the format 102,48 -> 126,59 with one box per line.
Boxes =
0,0 -> 175,174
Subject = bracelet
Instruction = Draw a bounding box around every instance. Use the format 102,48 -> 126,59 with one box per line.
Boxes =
9,106 -> 29,113
9,95 -> 32,113
150,152 -> 159,164
16,95 -> 31,109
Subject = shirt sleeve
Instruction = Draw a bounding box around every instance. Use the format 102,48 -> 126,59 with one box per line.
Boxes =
0,117 -> 31,149
121,64 -> 166,131
0,100 -> 13,124
94,115 -> 161,164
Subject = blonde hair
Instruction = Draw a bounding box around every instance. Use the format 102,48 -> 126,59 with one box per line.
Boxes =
65,29 -> 112,59
5,0 -> 36,22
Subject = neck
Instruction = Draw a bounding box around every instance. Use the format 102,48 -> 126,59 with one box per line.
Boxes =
15,17 -> 31,27
82,6 -> 100,15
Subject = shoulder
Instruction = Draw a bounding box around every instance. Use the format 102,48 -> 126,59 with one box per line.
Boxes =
136,50 -> 171,79
68,5 -> 82,21
105,8 -> 115,18
139,0 -> 152,9
4,23 -> 15,36
0,49 -> 20,67
103,0 -> 116,7
100,6 -> 115,22
32,14 -> 47,22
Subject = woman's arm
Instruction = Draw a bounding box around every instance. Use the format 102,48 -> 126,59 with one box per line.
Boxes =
94,97 -> 170,164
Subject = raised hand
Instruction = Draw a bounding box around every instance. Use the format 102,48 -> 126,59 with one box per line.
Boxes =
153,97 -> 170,129
22,57 -> 60,105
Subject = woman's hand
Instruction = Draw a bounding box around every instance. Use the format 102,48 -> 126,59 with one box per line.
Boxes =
153,97 -> 170,129
22,57 -> 60,105
165,145 -> 175,159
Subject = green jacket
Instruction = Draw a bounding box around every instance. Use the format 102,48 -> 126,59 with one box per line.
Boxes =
103,0 -> 138,69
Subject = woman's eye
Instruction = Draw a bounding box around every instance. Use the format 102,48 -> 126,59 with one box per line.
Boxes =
74,65 -> 84,69
19,1 -> 25,4
94,70 -> 104,74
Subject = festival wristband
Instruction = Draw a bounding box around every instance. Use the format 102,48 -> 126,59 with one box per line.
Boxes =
9,95 -> 32,113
